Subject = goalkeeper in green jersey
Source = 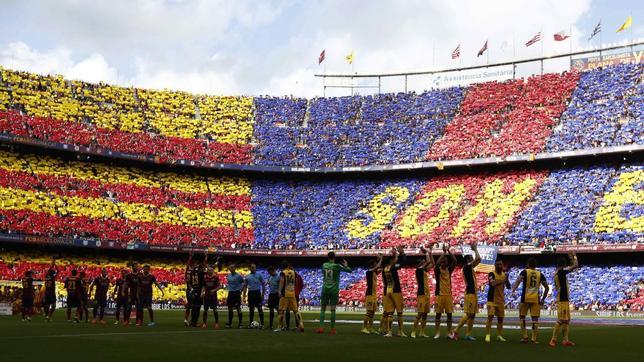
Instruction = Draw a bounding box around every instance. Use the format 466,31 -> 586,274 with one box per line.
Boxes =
315,251 -> 352,334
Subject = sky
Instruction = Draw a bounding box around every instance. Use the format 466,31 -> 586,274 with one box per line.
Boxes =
0,0 -> 641,97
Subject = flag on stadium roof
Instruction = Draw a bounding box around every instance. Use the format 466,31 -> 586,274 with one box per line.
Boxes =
554,30 -> 570,41
345,50 -> 354,64
318,50 -> 325,64
451,44 -> 460,59
477,40 -> 488,57
525,32 -> 541,47
616,15 -> 633,32
588,20 -> 601,40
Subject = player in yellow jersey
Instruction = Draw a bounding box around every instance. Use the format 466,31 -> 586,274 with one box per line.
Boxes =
434,244 -> 456,339
361,253 -> 383,334
484,259 -> 511,343
411,243 -> 435,338
382,246 -> 406,337
451,242 -> 481,341
276,260 -> 304,332
511,257 -> 549,344
549,252 -> 579,348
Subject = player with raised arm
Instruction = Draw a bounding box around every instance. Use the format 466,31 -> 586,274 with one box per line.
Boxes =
202,265 -> 222,328
65,269 -> 81,323
225,264 -> 244,328
113,269 -> 129,325
451,242 -> 481,341
412,244 -> 435,338
316,252 -> 352,335
484,259 -> 511,342
90,267 -> 110,324
277,260 -> 304,332
549,252 -> 579,347
43,259 -> 57,322
434,244 -> 456,339
361,253 -> 383,334
382,246 -> 406,337
20,270 -> 34,322
139,264 -> 164,326
512,257 -> 549,344
266,266 -> 281,330
243,263 -> 265,329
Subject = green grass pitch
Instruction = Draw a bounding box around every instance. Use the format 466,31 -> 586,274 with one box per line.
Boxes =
1,311 -> 642,362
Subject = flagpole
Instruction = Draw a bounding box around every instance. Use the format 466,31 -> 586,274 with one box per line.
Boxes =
599,20 -> 603,61
432,41 -> 435,68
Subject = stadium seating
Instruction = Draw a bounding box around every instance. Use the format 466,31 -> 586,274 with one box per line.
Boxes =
0,149 -> 253,247
1,64 -> 641,168
2,251 -> 641,311
546,63 -> 643,151
0,147 -> 641,248
0,68 -> 254,164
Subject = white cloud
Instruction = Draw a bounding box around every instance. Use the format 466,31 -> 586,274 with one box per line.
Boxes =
0,0 -> 601,97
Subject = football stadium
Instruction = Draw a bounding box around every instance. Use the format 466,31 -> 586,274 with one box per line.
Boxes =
0,1 -> 643,361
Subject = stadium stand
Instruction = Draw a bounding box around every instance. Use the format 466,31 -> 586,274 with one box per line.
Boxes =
0,64 -> 641,168
546,63 -> 643,151
0,149 -> 253,247
0,146 -> 641,248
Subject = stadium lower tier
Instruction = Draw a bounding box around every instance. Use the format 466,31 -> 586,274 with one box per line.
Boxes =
0,148 -> 641,248
0,64 -> 641,167
1,251 -> 641,311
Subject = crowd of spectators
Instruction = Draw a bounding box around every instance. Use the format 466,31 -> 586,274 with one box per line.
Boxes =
0,148 -> 253,247
0,68 -> 254,164
2,65 -> 640,169
546,63 -> 643,151
0,145 -> 640,249
508,164 -> 642,245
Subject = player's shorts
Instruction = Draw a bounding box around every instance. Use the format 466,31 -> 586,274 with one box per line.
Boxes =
204,295 -> 218,310
383,292 -> 404,313
486,302 -> 505,317
248,290 -> 263,307
22,296 -> 34,308
320,288 -> 339,306
268,293 -> 279,309
463,293 -> 478,315
67,295 -> 79,308
365,295 -> 377,313
279,296 -> 298,312
557,301 -> 570,321
416,295 -> 430,314
434,295 -> 454,314
140,294 -> 153,308
519,302 -> 541,318
44,293 -> 56,306
227,291 -> 242,308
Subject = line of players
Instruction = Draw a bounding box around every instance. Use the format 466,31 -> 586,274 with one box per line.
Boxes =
353,243 -> 579,347
182,251 -> 306,332
19,260 -> 164,326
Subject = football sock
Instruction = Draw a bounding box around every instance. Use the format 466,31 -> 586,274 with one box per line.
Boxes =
466,317 -> 474,336
562,323 -> 569,342
485,318 -> 492,335
330,309 -> 336,328
269,309 -> 275,328
413,315 -> 420,333
319,308 -> 326,327
531,322 -> 538,341
552,321 -> 561,341
455,316 -> 467,333
497,320 -> 503,336
420,316 -> 428,334
258,309 -> 264,326
521,319 -> 528,339
397,314 -> 404,331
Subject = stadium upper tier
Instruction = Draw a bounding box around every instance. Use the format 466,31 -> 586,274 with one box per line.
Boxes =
0,63 -> 641,169
0,149 -> 641,248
